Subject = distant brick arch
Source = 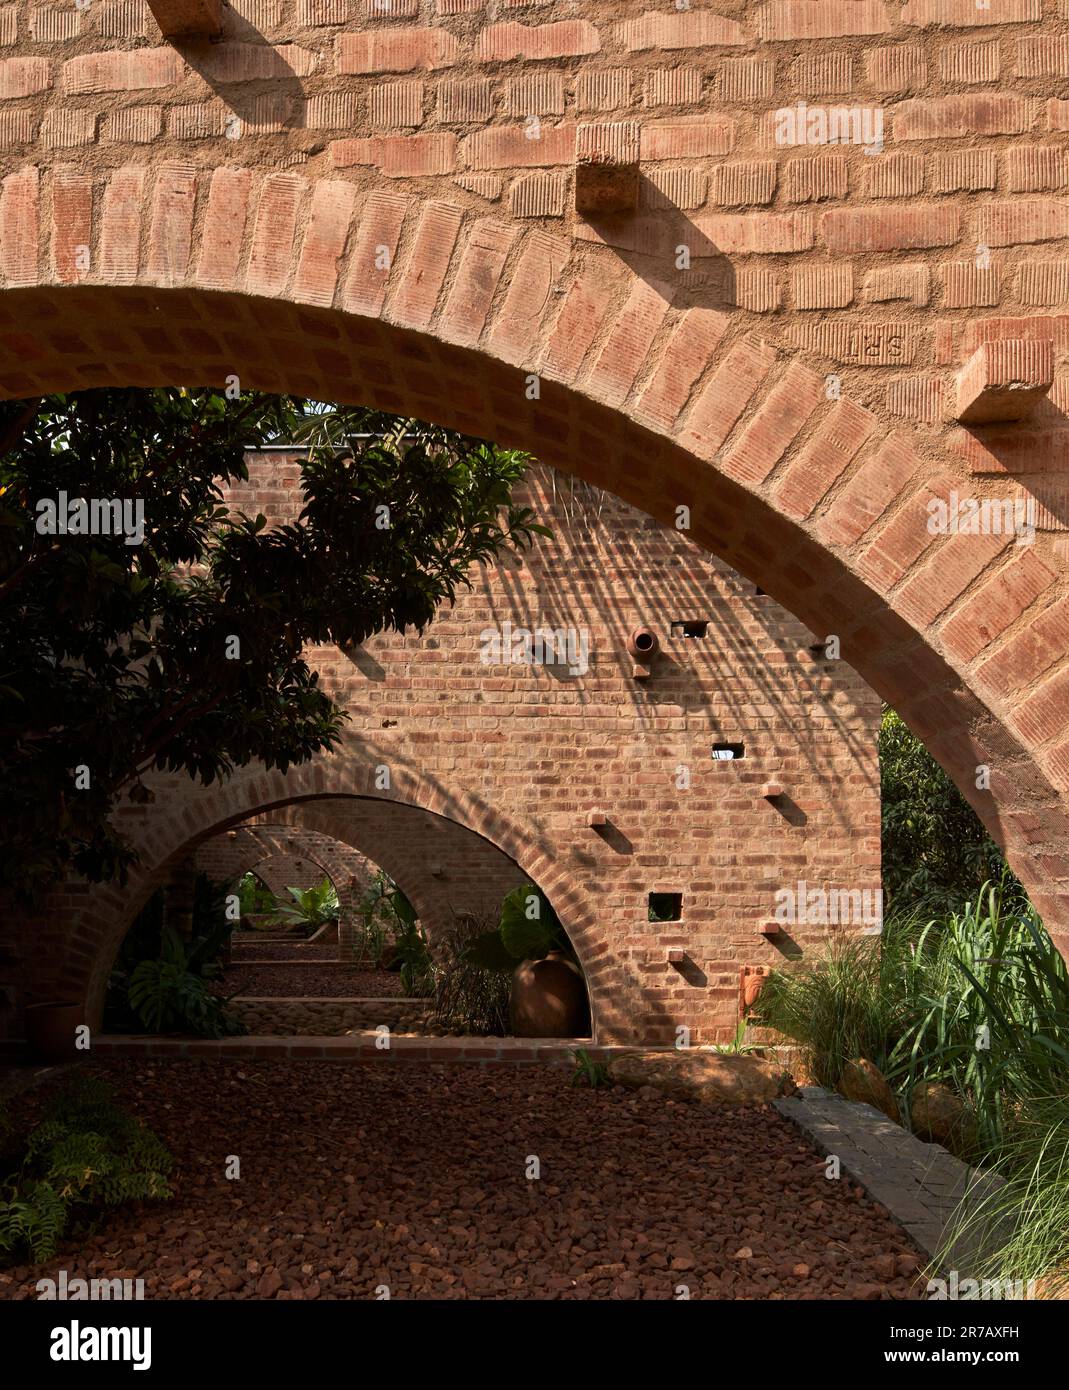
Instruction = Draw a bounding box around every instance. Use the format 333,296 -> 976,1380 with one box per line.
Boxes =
4,0 -> 1069,1036
63,764 -> 602,1035
193,823 -> 375,900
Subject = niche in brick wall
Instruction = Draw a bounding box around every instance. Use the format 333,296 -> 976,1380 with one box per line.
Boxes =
648,892 -> 683,922
712,742 -> 745,760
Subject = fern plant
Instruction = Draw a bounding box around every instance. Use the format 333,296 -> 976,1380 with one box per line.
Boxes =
0,1078 -> 173,1264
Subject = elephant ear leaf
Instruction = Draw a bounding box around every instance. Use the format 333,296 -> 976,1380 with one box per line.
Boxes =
499,884 -> 558,961
462,930 -> 516,972
390,890 -> 417,927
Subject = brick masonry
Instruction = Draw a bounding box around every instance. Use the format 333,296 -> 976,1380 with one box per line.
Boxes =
2,1 -> 1069,1039
1,460 -> 880,1048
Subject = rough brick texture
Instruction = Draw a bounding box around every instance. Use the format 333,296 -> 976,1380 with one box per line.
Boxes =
2,0 -> 1069,1041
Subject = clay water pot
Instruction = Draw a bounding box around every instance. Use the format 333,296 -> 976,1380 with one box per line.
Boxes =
24,1002 -> 85,1062
509,951 -> 591,1038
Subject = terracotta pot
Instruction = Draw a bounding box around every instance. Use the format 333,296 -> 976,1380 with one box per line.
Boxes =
626,625 -> 660,660
24,1002 -> 85,1061
509,951 -> 590,1038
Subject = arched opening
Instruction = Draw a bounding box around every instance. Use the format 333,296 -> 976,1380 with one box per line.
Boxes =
3,276 -> 1065,980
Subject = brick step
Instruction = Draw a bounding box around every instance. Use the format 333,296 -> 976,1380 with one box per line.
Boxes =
93,1033 -> 604,1063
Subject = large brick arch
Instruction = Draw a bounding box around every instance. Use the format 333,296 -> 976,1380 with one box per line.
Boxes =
3,0 -> 1069,1014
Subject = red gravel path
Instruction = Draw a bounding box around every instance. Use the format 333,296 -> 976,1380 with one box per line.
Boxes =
0,1060 -> 922,1301
218,965 -> 403,998
230,941 -> 341,961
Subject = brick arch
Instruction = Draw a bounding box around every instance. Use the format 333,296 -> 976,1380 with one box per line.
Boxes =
64,757 -> 606,1035
5,254 -> 1069,965
4,0 -> 1069,1006
194,823 -> 377,901
259,800 -> 529,951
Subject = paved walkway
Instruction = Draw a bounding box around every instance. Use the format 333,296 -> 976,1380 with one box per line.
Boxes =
775,1086 -> 1006,1278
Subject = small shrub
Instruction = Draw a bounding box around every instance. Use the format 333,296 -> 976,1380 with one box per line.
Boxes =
433,913 -> 512,1036
571,1049 -> 611,1089
0,1078 -> 173,1264
126,926 -> 245,1038
105,874 -> 243,1037
273,878 -> 339,933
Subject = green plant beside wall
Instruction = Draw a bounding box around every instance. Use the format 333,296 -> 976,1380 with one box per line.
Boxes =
0,1078 -> 173,1265
273,878 -> 339,933
105,872 -> 243,1037
464,883 -> 572,970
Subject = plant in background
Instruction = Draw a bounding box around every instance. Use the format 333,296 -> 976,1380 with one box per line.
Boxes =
748,933 -> 898,1088
0,1077 -> 173,1264
105,872 -> 241,1036
273,878 -> 339,934
0,390 -> 545,903
711,1018 -> 762,1056
354,871 -> 395,964
237,872 -> 276,917
880,706 -> 1022,918
464,883 -> 571,971
571,1048 -> 611,1089
389,888 -> 434,996
432,911 -> 513,1036
127,926 -> 245,1038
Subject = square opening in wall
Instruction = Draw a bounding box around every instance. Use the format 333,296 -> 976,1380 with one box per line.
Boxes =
712,742 -> 744,760
648,892 -> 683,922
670,620 -> 709,639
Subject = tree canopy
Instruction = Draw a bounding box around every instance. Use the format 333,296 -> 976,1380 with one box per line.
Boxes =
879,706 -> 1019,917
0,390 -> 544,901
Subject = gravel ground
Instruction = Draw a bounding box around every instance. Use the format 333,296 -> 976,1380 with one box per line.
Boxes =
218,965 -> 403,998
0,1060 -> 922,1301
230,941 -> 341,961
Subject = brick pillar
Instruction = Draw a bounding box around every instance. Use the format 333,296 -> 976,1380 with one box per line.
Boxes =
164,857 -> 197,940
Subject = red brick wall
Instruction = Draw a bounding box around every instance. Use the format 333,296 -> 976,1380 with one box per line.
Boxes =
1,456 -> 882,1046
3,1 -> 1069,1039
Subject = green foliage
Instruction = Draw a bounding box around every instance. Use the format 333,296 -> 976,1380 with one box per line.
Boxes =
0,390 -> 543,902
943,1093 -> 1069,1298
390,889 -> 434,996
353,871 -> 394,963
880,707 -> 1021,917
750,934 -> 896,1088
710,1018 -> 761,1056
885,887 -> 1069,1148
0,1077 -> 172,1264
237,872 -> 276,916
273,878 -> 339,932
465,883 -> 569,969
753,879 -> 1069,1111
106,874 -> 242,1037
432,912 -> 512,1036
126,926 -> 244,1038
571,1048 -> 611,1089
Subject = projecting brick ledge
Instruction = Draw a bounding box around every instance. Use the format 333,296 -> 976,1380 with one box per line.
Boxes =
954,338 -> 1054,425
147,0 -> 222,38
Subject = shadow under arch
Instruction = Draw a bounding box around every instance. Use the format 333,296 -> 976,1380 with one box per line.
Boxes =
75,766 -> 614,1039
6,245 -> 1069,969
